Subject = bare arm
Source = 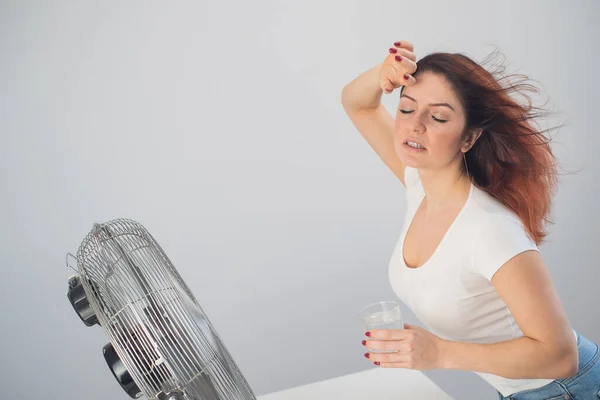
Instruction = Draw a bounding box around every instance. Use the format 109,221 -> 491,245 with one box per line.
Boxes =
439,251 -> 578,379
341,42 -> 417,186
341,64 -> 387,111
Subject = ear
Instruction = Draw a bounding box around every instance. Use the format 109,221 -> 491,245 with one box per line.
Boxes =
461,128 -> 483,153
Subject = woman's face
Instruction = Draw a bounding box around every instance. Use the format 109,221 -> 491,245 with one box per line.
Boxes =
394,71 -> 468,170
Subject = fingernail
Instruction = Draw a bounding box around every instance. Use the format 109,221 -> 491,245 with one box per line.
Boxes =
394,42 -> 401,47
364,353 -> 370,358
374,361 -> 380,366
395,55 -> 402,62
362,340 -> 367,345
365,332 -> 371,337
404,74 -> 409,80
389,48 -> 397,54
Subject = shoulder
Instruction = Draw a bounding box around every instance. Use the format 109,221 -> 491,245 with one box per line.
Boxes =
466,188 -> 538,280
470,187 -> 536,246
464,185 -> 534,236
469,185 -> 520,219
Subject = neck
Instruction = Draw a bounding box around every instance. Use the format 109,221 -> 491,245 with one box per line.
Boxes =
418,164 -> 471,215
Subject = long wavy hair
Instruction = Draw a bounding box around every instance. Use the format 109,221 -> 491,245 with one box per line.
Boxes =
411,51 -> 561,245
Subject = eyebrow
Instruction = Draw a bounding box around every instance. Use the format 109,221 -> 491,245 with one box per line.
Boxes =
401,94 -> 456,112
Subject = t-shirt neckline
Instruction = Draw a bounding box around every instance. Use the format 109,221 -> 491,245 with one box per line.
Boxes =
401,181 -> 475,271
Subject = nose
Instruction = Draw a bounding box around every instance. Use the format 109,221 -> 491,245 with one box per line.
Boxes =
405,110 -> 427,134
411,118 -> 426,134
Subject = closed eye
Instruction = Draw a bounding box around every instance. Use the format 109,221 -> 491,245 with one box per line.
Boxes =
399,109 -> 448,123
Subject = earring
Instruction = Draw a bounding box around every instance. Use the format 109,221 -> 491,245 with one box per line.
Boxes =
463,152 -> 470,180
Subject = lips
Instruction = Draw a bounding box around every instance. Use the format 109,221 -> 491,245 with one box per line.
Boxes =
403,139 -> 426,149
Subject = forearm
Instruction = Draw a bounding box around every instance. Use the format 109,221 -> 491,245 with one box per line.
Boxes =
341,64 -> 384,111
439,335 -> 576,379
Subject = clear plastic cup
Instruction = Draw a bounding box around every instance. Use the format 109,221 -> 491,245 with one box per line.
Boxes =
357,300 -> 404,353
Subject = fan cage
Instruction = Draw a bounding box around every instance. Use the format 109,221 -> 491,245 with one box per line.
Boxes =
75,218 -> 255,400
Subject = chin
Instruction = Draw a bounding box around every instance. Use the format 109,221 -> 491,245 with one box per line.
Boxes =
401,158 -> 422,169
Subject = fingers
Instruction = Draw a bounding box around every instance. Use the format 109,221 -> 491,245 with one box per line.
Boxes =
398,54 -> 417,74
389,51 -> 417,78
374,361 -> 413,368
389,47 -> 416,63
402,73 -> 416,86
364,351 -> 411,365
387,51 -> 417,74
379,63 -> 416,93
381,40 -> 418,93
366,329 -> 410,340
380,75 -> 395,94
364,340 -> 412,352
393,40 -> 414,53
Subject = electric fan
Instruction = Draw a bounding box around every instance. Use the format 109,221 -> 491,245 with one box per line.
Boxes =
66,218 -> 256,400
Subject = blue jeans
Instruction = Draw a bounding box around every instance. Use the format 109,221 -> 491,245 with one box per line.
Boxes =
497,331 -> 600,399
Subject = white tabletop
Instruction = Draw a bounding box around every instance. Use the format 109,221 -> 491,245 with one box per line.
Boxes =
257,367 -> 453,399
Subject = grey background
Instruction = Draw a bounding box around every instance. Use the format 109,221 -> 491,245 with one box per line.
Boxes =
1,1 -> 598,399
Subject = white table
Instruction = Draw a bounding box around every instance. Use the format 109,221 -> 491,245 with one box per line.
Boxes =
257,367 -> 453,399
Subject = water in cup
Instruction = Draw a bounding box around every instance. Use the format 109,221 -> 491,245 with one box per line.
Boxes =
358,301 -> 404,353
363,310 -> 404,330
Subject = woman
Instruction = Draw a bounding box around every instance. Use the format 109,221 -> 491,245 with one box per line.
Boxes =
341,40 -> 600,399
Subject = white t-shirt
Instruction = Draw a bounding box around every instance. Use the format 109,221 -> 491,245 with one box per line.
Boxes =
388,165 -> 576,397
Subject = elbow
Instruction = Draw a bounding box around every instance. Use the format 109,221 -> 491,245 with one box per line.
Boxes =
341,86 -> 349,106
340,85 -> 357,112
341,94 -> 352,113
555,362 -> 577,380
558,357 -> 578,379
554,348 -> 579,379
539,331 -> 579,379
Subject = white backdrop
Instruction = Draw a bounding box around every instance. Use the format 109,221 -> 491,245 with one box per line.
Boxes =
1,1 -> 598,399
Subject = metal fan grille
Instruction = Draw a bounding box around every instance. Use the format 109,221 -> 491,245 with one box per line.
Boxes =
75,219 -> 255,400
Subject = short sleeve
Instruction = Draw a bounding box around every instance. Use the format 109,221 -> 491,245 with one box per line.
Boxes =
469,214 -> 539,281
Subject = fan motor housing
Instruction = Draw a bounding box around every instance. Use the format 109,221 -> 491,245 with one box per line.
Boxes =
103,342 -> 143,399
67,275 -> 99,327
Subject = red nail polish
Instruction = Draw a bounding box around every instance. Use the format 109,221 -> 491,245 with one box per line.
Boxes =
394,42 -> 401,47
395,55 -> 402,62
404,74 -> 409,80
364,353 -> 370,358
374,361 -> 380,366
362,340 -> 367,345
389,48 -> 397,54
365,332 -> 371,337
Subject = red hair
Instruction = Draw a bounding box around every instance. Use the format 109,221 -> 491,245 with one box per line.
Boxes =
412,50 -> 560,244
